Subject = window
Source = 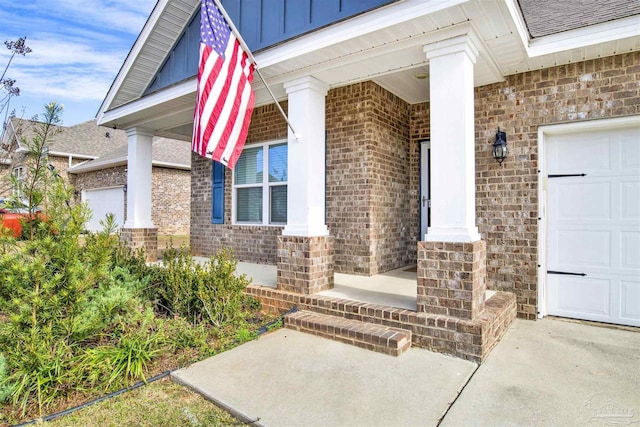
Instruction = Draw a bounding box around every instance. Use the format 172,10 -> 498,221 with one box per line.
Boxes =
233,140 -> 287,225
12,166 -> 23,197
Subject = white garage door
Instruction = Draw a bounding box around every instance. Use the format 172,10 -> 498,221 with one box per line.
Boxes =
84,187 -> 125,232
546,123 -> 640,327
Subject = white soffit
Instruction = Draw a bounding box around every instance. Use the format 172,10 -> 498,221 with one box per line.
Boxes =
98,0 -> 199,123
100,0 -> 639,131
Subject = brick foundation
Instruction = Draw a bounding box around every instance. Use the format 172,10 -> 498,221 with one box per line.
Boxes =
120,227 -> 158,262
277,235 -> 335,294
246,285 -> 516,363
417,241 -> 487,320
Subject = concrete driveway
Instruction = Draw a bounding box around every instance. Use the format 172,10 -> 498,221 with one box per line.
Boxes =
173,318 -> 640,427
442,318 -> 640,427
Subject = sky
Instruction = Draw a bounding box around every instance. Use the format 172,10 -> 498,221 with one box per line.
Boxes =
0,0 -> 157,127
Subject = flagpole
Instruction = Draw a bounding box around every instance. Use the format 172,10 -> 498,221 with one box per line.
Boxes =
211,0 -> 300,142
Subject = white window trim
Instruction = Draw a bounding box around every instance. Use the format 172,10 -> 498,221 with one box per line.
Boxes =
12,166 -> 24,197
232,139 -> 287,226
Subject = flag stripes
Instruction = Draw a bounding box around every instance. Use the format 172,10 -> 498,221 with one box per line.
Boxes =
192,0 -> 255,170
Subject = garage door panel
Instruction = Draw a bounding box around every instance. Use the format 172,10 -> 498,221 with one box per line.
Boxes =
620,128 -> 640,170
551,181 -> 610,220
621,181 -> 640,219
620,280 -> 640,323
548,133 -> 611,173
549,276 -> 610,317
551,229 -> 610,269
621,232 -> 640,271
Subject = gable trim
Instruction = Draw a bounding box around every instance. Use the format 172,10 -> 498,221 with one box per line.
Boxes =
506,0 -> 640,58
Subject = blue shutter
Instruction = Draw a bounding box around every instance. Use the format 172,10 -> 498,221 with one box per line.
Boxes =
212,161 -> 225,224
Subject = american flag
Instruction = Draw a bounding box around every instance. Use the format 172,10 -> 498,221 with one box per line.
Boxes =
192,0 -> 255,169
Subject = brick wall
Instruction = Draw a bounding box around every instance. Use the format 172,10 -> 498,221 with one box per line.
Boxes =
473,52 -> 640,319
0,164 -> 13,197
73,165 -> 191,235
151,167 -> 190,235
190,103 -> 287,261
326,82 -> 415,275
326,83 -> 374,273
367,84 -> 413,274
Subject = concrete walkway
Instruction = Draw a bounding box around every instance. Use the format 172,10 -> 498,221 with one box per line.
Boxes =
172,318 -> 640,427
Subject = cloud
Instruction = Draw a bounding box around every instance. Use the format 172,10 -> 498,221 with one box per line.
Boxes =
0,0 -> 156,107
0,0 -> 156,36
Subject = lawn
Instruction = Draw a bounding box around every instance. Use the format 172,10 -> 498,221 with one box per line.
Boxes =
42,377 -> 242,427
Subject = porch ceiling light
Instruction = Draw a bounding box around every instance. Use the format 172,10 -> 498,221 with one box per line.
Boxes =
493,128 -> 507,165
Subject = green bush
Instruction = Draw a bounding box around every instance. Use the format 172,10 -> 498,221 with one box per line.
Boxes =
197,248 -> 251,327
151,247 -> 252,327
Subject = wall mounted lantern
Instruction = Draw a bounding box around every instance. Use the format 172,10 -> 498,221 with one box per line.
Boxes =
493,128 -> 507,165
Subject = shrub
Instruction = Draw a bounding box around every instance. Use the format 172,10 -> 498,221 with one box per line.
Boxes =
197,248 -> 251,327
0,353 -> 11,403
150,247 -> 252,327
72,267 -> 149,343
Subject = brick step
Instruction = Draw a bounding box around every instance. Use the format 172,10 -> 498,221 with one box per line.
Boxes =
284,310 -> 411,357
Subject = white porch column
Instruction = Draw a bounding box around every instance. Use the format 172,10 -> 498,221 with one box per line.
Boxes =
124,127 -> 154,229
423,35 -> 480,243
282,76 -> 329,237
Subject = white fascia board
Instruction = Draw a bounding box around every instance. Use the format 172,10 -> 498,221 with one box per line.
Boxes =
68,156 -> 128,174
152,161 -> 191,170
255,0 -> 470,68
505,0 -> 640,58
504,0 -> 531,53
527,16 -> 640,57
98,78 -> 196,127
48,151 -> 97,160
69,157 -> 190,174
96,0 -> 170,123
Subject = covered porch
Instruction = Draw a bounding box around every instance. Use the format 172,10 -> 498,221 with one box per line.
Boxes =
97,0 -> 521,361
235,261 -> 418,310
233,260 -> 501,314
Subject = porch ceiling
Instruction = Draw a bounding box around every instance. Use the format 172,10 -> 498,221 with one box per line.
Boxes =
99,0 -> 639,140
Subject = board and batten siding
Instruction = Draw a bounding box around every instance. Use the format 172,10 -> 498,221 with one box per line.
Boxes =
145,0 -> 398,95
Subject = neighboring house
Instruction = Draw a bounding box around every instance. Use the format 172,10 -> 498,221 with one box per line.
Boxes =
96,0 -> 640,360
0,118 -> 191,235
68,138 -> 191,235
0,118 -> 128,198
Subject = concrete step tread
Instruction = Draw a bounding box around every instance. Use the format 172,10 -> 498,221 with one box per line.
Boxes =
285,310 -> 411,357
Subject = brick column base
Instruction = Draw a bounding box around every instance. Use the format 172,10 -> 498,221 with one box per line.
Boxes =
120,228 -> 158,262
417,240 -> 487,320
277,235 -> 334,294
